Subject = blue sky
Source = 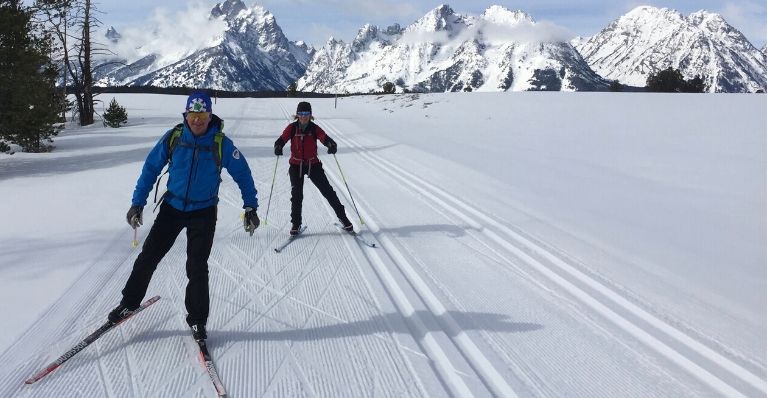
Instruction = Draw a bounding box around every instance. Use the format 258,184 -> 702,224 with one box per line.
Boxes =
95,0 -> 767,48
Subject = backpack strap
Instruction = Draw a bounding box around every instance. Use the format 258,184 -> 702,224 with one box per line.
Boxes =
212,132 -> 224,173
166,123 -> 184,165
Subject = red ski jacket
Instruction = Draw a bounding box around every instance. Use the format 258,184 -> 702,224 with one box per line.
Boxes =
279,121 -> 331,165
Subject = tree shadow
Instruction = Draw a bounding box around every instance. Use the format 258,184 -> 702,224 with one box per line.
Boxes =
0,147 -> 151,181
375,224 -> 468,238
96,310 -> 542,354
54,134 -> 158,151
30,309 -> 541,386
217,310 -> 544,343
293,224 -> 469,240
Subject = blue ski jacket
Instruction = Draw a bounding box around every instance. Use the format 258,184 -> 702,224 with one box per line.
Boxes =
131,115 -> 258,211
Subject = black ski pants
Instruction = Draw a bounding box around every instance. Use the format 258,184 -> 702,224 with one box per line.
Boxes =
120,201 -> 217,327
289,163 -> 347,226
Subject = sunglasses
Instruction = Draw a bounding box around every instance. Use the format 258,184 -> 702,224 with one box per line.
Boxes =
296,111 -> 312,116
186,112 -> 210,122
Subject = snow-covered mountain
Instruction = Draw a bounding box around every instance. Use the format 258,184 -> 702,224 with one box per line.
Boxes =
298,5 -> 608,93
762,44 -> 767,56
96,0 -> 313,91
573,6 -> 767,93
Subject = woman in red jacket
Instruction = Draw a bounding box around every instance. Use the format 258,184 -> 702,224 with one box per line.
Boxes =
274,101 -> 353,235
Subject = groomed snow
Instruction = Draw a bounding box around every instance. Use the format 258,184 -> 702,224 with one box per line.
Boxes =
1,92 -> 765,397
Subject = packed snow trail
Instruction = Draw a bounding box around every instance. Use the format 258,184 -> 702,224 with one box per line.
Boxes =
1,94 -> 764,398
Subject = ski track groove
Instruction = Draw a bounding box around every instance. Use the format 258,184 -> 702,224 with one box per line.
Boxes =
298,168 -> 477,394
117,319 -> 143,398
320,119 -> 519,398
325,119 -> 766,398
92,343 -> 115,398
337,130 -> 650,397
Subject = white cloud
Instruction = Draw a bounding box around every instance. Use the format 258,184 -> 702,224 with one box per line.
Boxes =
397,18 -> 573,47
479,19 -> 574,44
102,1 -> 227,66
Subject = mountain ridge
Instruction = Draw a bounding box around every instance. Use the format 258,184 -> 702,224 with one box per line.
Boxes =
297,5 -> 608,93
95,3 -> 765,93
573,6 -> 767,92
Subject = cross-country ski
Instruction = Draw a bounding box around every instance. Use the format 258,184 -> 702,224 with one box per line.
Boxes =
195,339 -> 226,397
334,223 -> 376,248
24,296 -> 160,385
274,225 -> 307,252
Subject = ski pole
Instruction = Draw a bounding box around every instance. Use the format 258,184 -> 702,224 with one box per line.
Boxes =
263,155 -> 280,226
333,154 -> 364,226
131,227 -> 139,248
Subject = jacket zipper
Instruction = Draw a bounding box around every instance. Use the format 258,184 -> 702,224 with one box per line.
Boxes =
183,144 -> 198,211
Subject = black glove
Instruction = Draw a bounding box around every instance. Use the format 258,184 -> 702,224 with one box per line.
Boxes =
326,137 -> 337,154
243,207 -> 260,236
126,205 -> 143,228
274,138 -> 284,156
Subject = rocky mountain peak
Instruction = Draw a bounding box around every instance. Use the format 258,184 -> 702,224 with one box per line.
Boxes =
210,0 -> 247,19
481,5 -> 533,26
407,4 -> 457,33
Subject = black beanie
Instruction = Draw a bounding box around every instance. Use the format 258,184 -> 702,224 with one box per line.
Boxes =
297,101 -> 312,113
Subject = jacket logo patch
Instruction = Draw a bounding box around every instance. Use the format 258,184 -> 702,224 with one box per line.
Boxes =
232,149 -> 241,160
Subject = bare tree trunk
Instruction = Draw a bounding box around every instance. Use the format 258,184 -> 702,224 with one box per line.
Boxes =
79,0 -> 93,125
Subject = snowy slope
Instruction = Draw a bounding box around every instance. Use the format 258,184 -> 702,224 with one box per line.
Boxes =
573,6 -> 767,92
298,5 -> 607,93
0,93 -> 765,397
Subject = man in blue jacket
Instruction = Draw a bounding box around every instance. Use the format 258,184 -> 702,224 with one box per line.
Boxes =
108,91 -> 259,341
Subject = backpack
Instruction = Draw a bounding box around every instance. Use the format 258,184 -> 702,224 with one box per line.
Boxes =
152,123 -> 226,206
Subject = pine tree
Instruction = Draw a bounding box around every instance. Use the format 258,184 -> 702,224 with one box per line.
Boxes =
646,67 -> 685,92
103,97 -> 127,128
287,82 -> 297,97
0,0 -> 66,152
382,81 -> 395,94
646,67 -> 706,93
682,75 -> 706,93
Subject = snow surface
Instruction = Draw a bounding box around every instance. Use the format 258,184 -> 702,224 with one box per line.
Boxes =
1,92 -> 765,397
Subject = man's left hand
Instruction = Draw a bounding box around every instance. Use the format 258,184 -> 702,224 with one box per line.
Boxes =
244,207 -> 260,236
